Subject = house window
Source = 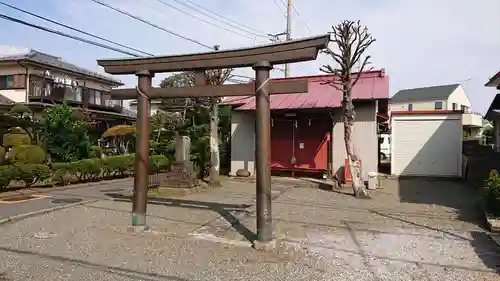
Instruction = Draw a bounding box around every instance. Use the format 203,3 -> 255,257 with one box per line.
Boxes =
461,105 -> 468,112
66,86 -> 83,102
408,104 -> 413,111
0,75 -> 14,89
95,90 -> 101,105
105,99 -> 122,107
452,103 -> 457,110
88,89 -> 102,105
435,101 -> 443,110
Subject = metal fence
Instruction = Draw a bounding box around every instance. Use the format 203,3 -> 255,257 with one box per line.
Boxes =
147,172 -> 169,189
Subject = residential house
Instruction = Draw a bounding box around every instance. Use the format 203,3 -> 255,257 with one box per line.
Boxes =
129,100 -> 161,116
224,69 -> 389,182
0,49 -> 135,129
484,70 -> 500,151
389,84 -> 483,138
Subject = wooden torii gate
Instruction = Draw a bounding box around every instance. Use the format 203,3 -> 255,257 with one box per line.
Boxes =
97,34 -> 329,247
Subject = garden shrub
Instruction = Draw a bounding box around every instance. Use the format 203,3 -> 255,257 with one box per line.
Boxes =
3,133 -> 30,147
89,146 -> 103,159
12,164 -> 51,187
484,169 -> 500,216
102,155 -> 134,177
0,146 -> 5,164
0,165 -> 16,189
71,158 -> 102,181
9,145 -> 46,164
51,162 -> 74,185
149,155 -> 170,173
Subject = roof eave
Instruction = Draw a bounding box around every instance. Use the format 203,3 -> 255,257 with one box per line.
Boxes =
19,59 -> 124,87
486,71 -> 500,87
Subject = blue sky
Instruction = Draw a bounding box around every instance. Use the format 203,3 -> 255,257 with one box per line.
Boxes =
1,0 -> 499,113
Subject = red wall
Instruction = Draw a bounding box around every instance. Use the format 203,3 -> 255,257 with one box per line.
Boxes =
271,114 -> 330,172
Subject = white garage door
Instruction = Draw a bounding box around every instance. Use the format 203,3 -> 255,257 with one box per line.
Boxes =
392,116 -> 462,177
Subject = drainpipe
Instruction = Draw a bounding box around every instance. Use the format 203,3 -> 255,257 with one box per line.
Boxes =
18,61 -> 29,102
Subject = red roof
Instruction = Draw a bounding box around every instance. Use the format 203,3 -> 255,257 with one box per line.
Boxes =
223,69 -> 389,110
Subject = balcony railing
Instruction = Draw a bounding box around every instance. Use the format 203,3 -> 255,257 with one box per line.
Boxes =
462,112 -> 483,127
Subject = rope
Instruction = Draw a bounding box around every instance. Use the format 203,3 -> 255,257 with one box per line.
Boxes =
136,86 -> 149,99
255,78 -> 271,94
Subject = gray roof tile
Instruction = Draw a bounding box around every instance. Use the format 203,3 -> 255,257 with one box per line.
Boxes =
0,50 -> 122,85
390,84 -> 460,103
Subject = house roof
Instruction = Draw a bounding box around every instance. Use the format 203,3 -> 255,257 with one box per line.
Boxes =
222,69 -> 389,110
485,70 -> 500,88
0,50 -> 123,85
390,84 -> 460,103
485,93 -> 500,120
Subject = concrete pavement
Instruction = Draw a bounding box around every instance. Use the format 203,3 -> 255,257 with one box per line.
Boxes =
0,177 -> 499,280
0,178 -> 133,221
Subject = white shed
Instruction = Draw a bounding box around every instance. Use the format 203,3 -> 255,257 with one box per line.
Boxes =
391,111 -> 463,177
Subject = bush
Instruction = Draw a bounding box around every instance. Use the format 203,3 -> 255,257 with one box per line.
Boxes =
102,155 -> 134,177
3,133 -> 30,147
0,165 -> 16,188
149,155 -> 170,173
89,146 -> 103,159
0,146 -> 5,164
71,158 -> 102,181
13,164 -> 51,187
51,162 -> 74,185
484,170 -> 500,216
9,145 -> 46,164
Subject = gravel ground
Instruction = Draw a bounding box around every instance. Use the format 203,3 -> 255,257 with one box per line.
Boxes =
0,178 -> 498,280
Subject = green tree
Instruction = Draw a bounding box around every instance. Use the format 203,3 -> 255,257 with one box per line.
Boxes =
40,103 -> 91,162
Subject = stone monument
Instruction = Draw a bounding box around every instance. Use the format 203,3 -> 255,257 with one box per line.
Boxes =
162,135 -> 197,189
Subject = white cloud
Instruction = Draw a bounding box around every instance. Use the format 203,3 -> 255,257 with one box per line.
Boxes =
1,0 -> 498,113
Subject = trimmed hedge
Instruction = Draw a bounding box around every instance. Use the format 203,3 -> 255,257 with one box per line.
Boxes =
0,154 -> 171,189
9,145 -> 46,164
485,170 -> 500,216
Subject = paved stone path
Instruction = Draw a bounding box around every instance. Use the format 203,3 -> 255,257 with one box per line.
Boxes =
0,177 -> 498,280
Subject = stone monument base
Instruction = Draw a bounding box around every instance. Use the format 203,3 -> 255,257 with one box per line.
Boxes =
162,161 -> 198,189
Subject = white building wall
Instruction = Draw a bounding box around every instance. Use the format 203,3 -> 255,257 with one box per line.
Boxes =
0,65 -> 28,102
389,100 -> 447,112
447,85 -> 471,110
129,101 -> 161,116
230,111 -> 255,176
330,102 -> 378,181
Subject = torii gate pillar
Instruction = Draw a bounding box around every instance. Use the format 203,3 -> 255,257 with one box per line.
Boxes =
253,61 -> 273,243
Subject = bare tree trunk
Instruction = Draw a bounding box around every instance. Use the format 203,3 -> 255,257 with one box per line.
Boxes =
343,85 -> 369,198
209,99 -> 220,184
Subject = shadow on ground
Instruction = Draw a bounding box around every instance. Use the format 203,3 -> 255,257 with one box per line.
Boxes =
105,193 -> 256,242
396,177 -> 484,226
0,246 -> 189,281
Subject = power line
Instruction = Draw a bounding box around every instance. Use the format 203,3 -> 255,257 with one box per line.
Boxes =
0,13 -> 143,57
175,0 -> 266,36
291,4 -> 312,33
279,0 -> 312,33
0,1 -> 153,56
162,0 -> 267,38
90,0 -> 212,49
154,0 -> 254,40
271,0 -> 287,18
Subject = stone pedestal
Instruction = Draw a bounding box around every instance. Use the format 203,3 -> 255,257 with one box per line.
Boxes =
161,161 -> 197,189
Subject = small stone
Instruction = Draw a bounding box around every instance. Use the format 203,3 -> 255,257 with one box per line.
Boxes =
33,232 -> 58,239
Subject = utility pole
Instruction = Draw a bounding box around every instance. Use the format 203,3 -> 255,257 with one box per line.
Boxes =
284,0 -> 292,77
